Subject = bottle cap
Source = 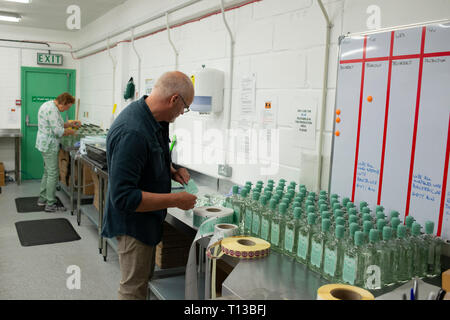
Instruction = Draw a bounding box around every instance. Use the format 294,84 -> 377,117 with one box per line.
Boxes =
362,213 -> 372,222
348,208 -> 357,216
279,178 -> 286,183
245,181 -> 252,187
355,231 -> 364,246
349,215 -> 359,225
342,197 -> 350,207
369,229 -> 380,243
309,192 -> 316,198
377,219 -> 386,231
259,195 -> 268,206
305,200 -> 314,207
376,212 -> 386,220
382,226 -> 392,241
290,181 -> 297,187
269,199 -> 277,210
363,221 -> 372,233
320,204 -> 328,212
241,188 -> 248,198
390,210 -> 400,219
362,207 -> 371,214
335,225 -> 345,239
321,211 -> 330,220
376,205 -> 384,212
360,201 -> 368,210
268,179 -> 274,184
390,217 -> 401,230
346,202 -> 355,209
307,212 -> 316,225
319,190 -> 327,196
294,207 -> 302,219
412,222 -> 421,236
293,201 -> 301,209
397,225 -> 406,238
252,192 -> 260,201
333,203 -> 341,210
322,219 -> 331,232
279,203 -> 288,214
277,190 -> 284,197
331,194 -> 339,200
232,185 -> 239,194
334,209 -> 343,218
405,216 -> 415,228
336,217 -> 345,226
350,223 -> 360,237
307,205 -> 316,213
257,180 -> 263,186
425,221 -> 434,235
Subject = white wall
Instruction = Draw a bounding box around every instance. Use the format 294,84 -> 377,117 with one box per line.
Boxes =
0,25 -> 79,175
7,0 -> 449,189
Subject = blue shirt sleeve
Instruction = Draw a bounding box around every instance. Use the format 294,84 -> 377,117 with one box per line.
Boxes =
108,131 -> 146,212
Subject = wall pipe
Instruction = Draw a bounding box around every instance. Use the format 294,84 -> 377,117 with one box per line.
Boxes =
220,0 -> 236,168
316,0 -> 333,192
106,38 -> 117,126
131,28 -> 141,98
166,12 -> 179,71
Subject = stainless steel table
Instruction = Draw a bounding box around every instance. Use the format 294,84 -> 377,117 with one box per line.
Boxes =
0,129 -> 22,185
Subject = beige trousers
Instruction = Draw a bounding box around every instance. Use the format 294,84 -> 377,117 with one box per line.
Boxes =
116,235 -> 156,300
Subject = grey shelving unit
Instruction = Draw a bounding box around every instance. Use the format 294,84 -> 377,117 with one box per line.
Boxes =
149,273 -> 205,300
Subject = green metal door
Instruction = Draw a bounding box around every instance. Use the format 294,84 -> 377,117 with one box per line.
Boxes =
21,67 -> 76,180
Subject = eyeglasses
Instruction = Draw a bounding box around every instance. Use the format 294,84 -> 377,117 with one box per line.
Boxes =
179,94 -> 190,113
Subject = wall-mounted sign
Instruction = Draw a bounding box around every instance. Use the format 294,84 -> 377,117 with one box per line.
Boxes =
37,53 -> 63,66
32,96 -> 56,103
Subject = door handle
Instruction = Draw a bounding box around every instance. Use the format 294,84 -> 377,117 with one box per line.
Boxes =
26,114 -> 38,127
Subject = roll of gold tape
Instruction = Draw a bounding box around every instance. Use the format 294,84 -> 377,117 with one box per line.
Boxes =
220,236 -> 271,259
317,284 -> 374,300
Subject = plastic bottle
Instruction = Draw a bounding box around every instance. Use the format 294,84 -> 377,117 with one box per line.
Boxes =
396,225 -> 413,282
284,207 -> 302,258
362,229 -> 382,290
270,203 -> 287,253
342,231 -> 365,287
309,219 -> 331,274
296,213 -> 317,265
260,199 -> 276,242
410,222 -> 427,278
380,226 -> 397,287
323,224 -> 346,282
423,221 -> 443,277
244,192 -> 260,236
251,195 -> 268,237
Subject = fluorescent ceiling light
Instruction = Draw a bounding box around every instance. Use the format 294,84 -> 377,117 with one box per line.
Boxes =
5,0 -> 32,3
0,12 -> 21,22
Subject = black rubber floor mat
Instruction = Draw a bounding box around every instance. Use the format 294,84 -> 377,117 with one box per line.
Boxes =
15,197 -> 63,213
15,218 -> 81,247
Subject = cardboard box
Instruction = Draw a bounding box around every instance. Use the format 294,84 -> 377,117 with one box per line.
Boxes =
92,171 -> 100,211
155,246 -> 190,269
443,269 -> 450,292
82,164 -> 94,195
0,162 -> 4,186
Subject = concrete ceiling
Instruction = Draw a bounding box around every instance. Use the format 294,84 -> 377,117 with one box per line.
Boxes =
0,0 -> 126,31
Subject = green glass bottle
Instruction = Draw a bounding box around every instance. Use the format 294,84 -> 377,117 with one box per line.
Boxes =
423,221 -> 443,277
284,207 -> 302,258
260,199 -> 276,242
410,222 -> 427,278
376,219 -> 386,232
360,201 -> 368,211
296,213 -> 317,265
380,226 -> 398,287
237,188 -> 249,234
224,185 -> 239,209
342,197 -> 350,208
342,231 -> 365,286
323,224 -> 346,282
396,225 -> 413,282
244,192 -> 260,235
348,215 -> 359,228
363,221 -> 373,243
362,229 -> 382,290
270,203 -> 287,253
346,222 -> 360,248
389,210 -> 400,220
252,195 -> 268,237
309,219 -> 331,274
231,186 -> 244,225
405,216 -> 415,237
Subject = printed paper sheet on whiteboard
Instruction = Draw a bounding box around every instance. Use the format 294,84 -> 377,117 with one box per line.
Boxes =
330,22 -> 450,241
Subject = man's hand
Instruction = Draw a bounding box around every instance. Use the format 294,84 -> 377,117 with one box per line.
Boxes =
172,167 -> 190,185
174,192 -> 197,210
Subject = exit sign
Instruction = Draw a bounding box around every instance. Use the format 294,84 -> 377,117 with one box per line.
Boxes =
37,53 -> 63,66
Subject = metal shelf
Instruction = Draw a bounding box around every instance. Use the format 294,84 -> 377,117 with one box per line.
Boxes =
79,204 -> 100,227
149,273 -> 205,300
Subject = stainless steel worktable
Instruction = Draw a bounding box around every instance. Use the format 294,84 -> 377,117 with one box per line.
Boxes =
0,129 -> 22,185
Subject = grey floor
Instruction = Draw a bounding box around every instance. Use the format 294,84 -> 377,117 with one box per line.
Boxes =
0,180 -> 122,299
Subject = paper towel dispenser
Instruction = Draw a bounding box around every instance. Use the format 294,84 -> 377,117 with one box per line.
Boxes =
191,66 -> 224,113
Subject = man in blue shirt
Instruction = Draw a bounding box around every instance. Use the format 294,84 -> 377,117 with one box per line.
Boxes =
102,71 -> 197,300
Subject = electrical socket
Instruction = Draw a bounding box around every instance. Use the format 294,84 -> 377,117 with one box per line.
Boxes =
218,164 -> 232,177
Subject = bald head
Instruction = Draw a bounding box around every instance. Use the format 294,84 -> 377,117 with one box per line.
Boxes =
153,71 -> 194,101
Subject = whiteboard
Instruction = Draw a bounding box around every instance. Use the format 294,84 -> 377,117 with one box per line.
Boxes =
329,21 -> 450,241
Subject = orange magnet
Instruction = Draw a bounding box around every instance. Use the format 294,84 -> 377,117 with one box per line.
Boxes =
336,109 -> 341,115
367,96 -> 373,102
335,130 -> 340,137
336,117 -> 341,123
